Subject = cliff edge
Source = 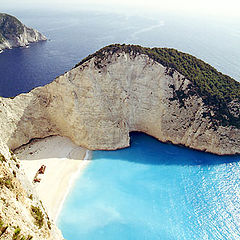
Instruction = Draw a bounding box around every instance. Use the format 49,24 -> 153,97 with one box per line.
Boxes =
0,44 -> 239,156
0,145 -> 63,239
0,13 -> 46,51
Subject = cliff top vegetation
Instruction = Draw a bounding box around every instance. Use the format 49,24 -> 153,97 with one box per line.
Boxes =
76,44 -> 239,104
0,13 -> 24,43
75,44 -> 240,128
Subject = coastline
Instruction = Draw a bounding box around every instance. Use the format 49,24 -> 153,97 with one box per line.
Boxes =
55,150 -> 91,222
15,136 -> 91,222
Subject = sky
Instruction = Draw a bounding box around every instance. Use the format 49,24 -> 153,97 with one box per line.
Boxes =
0,0 -> 240,19
1,0 -> 240,18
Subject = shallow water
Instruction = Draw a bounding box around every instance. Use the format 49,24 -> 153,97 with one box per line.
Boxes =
58,133 -> 240,240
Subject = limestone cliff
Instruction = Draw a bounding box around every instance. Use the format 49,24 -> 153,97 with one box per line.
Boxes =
0,146 -> 63,239
0,13 -> 46,51
0,44 -> 239,155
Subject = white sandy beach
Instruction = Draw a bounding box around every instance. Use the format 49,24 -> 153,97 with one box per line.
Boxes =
15,136 -> 91,222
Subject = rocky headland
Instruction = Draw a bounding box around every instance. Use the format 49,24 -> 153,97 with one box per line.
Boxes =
0,44 -> 239,239
1,44 -> 239,155
0,13 -> 46,51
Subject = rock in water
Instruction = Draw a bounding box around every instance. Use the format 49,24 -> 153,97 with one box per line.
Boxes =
0,44 -> 239,155
0,13 -> 46,51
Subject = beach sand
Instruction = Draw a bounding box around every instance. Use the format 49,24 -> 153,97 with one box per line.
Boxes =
15,136 -> 91,222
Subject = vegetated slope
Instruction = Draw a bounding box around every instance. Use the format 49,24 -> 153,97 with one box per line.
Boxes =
0,13 -> 46,50
76,44 -> 240,128
0,13 -> 24,43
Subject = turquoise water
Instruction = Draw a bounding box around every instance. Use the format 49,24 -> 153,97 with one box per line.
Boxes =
0,9 -> 239,239
58,133 -> 240,240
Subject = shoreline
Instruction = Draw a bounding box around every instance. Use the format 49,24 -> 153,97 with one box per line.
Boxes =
15,136 -> 91,222
55,150 -> 91,222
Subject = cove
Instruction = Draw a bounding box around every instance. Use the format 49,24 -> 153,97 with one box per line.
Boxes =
58,132 -> 240,240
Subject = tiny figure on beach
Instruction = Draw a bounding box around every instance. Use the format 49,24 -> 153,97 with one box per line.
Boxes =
33,177 -> 41,183
38,165 -> 46,174
33,165 -> 46,183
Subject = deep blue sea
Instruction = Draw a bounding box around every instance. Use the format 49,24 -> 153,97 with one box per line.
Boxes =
0,10 -> 240,240
0,10 -> 239,97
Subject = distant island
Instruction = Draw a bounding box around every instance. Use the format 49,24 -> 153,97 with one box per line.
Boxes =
0,13 -> 46,51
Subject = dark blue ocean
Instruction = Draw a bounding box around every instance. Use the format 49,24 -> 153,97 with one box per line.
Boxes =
0,10 -> 240,240
0,11 -> 239,97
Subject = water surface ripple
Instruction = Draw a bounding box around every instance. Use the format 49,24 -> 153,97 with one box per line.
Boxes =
58,133 -> 240,240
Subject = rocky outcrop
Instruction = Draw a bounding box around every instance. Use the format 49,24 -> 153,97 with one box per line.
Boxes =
0,145 -> 63,239
0,13 -> 46,51
0,46 -> 239,155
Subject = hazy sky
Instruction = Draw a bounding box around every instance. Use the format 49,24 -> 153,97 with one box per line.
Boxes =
2,0 -> 240,18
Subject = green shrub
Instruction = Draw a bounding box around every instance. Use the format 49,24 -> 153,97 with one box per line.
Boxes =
0,153 -> 6,163
9,148 -> 14,155
12,227 -> 21,240
0,177 -> 14,190
31,206 -> 44,229
0,218 -> 7,235
0,219 -> 4,229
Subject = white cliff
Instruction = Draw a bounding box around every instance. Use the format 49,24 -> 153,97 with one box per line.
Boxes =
0,13 -> 46,51
0,49 -> 239,155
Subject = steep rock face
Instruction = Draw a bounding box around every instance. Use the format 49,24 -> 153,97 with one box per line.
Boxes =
0,13 -> 46,51
0,145 -> 63,239
0,50 -> 239,155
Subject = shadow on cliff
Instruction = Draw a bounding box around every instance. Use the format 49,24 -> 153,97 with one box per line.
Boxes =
9,99 -> 239,167
7,88 -> 60,152
93,132 -> 240,166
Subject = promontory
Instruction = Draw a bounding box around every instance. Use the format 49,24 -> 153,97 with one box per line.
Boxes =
0,44 -> 239,155
0,13 -> 46,51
